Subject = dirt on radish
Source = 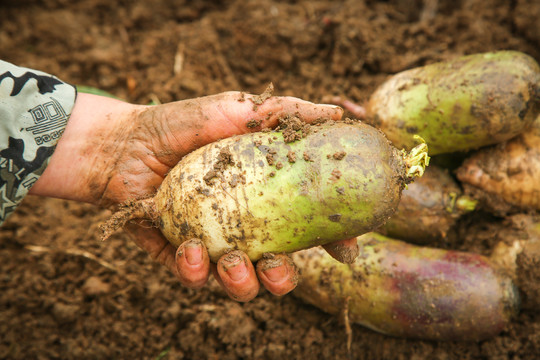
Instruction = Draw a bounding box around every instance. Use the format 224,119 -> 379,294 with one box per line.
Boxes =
2,0 -> 540,359
457,118 -> 540,214
292,232 -> 519,341
363,51 -> 540,155
101,120 -> 428,261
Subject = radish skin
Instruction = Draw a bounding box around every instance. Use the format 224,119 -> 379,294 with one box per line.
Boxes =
366,51 -> 540,155
101,121 -> 429,262
457,117 -> 540,212
292,232 -> 519,341
490,215 -> 540,310
379,166 -> 476,243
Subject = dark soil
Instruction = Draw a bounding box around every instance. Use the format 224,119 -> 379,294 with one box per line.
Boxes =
1,0 -> 540,359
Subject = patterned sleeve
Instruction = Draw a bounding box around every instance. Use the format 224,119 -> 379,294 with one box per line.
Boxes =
0,60 -> 77,225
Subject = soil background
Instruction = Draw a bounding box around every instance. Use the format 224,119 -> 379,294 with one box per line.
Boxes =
1,0 -> 540,359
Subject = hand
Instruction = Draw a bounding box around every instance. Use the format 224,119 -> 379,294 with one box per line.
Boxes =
30,90 -> 357,301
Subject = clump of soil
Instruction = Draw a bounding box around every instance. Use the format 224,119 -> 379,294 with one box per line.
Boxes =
249,83 -> 274,109
203,146 -> 234,185
1,0 -> 540,359
332,151 -> 347,160
287,151 -> 297,163
246,118 -> 262,128
277,114 -> 312,143
265,153 -> 275,166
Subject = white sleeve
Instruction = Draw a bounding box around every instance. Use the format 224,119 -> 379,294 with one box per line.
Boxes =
0,60 -> 76,224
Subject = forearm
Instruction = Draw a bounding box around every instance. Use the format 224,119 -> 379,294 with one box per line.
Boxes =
29,93 -> 145,205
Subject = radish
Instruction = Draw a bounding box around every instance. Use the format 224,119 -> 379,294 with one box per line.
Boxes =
457,117 -> 540,213
292,232 -> 519,341
101,120 -> 429,261
380,166 -> 476,244
365,51 -> 540,154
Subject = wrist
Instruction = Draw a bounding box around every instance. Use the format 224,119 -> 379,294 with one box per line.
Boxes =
29,93 -> 146,205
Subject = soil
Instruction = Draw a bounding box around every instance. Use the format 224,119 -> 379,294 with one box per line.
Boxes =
203,146 -> 235,185
1,0 -> 540,359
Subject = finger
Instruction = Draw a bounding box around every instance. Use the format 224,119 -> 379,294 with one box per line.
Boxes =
322,237 -> 360,264
154,91 -> 344,165
339,98 -> 367,119
216,250 -> 260,302
175,238 -> 210,289
256,253 -> 298,296
218,91 -> 345,131
321,95 -> 367,119
124,221 -> 179,274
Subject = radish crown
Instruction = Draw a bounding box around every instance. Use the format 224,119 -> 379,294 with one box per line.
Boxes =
404,135 -> 430,180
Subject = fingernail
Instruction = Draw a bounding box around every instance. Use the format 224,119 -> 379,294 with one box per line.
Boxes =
263,261 -> 288,283
222,253 -> 248,281
184,240 -> 203,266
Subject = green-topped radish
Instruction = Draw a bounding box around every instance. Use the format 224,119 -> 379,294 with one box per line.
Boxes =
100,120 -> 429,262
335,51 -> 540,155
292,232 -> 519,341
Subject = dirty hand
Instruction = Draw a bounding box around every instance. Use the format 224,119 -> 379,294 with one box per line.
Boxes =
30,90 -> 356,301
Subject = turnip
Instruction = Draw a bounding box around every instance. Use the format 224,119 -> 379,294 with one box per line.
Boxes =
457,116 -> 540,213
292,232 -> 519,341
364,51 -> 540,155
101,120 -> 429,262
379,166 -> 477,244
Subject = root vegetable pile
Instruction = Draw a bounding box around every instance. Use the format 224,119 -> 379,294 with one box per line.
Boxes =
99,50 -> 540,343
101,120 -> 429,262
293,50 -> 540,342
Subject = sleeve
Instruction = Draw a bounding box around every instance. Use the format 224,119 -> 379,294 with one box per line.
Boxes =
0,60 -> 77,225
